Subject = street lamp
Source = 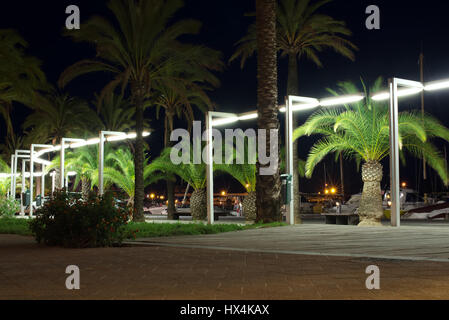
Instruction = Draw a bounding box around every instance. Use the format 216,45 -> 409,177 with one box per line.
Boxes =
206,111 -> 238,225
29,144 -> 53,215
60,138 -> 85,189
98,131 -> 151,195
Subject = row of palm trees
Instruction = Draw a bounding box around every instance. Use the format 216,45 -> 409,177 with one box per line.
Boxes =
49,144 -> 257,221
2,0 -> 448,226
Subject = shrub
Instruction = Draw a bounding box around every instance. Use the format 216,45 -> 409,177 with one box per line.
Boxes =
29,191 -> 135,248
0,197 -> 20,218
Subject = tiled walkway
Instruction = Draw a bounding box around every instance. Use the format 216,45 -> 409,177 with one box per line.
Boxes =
1,224 -> 449,300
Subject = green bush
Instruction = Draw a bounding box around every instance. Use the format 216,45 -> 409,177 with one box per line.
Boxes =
0,197 -> 20,218
29,191 -> 135,248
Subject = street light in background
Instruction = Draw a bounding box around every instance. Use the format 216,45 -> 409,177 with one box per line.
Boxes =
29,144 -> 53,216
98,131 -> 150,195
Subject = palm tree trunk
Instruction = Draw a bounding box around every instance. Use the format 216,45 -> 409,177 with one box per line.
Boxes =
287,54 -> 302,224
243,191 -> 257,221
191,188 -> 207,220
255,0 -> 281,223
165,114 -> 177,220
358,161 -> 384,226
132,83 -> 145,222
81,176 -> 90,200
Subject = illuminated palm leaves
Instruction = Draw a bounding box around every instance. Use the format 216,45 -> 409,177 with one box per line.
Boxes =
293,79 -> 449,185
230,0 -> 357,68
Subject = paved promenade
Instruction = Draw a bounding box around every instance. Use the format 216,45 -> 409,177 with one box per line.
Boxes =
1,224 -> 449,299
132,224 -> 449,262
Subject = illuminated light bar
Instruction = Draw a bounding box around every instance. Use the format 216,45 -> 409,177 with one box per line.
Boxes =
239,112 -> 258,120
67,171 -> 77,176
0,172 -> 45,178
86,138 -> 100,145
212,117 -> 239,126
33,158 -> 52,166
70,140 -> 87,149
127,133 -> 137,139
424,79 -> 449,91
319,94 -> 364,107
107,134 -> 127,142
143,131 -> 151,137
371,87 -> 423,101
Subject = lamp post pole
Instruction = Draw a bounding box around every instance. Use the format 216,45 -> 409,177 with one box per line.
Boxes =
29,144 -> 53,216
285,96 -> 294,225
388,78 -> 424,227
206,112 -> 238,225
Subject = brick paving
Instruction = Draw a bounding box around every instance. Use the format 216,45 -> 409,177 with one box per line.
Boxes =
1,234 -> 449,299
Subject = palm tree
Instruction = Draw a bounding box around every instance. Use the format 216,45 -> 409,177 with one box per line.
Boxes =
0,29 -> 46,134
148,147 -> 207,220
65,145 -> 112,199
0,129 -> 26,160
153,58 -> 222,219
253,0 -> 281,222
59,0 -> 220,222
293,79 -> 449,226
95,93 -> 136,133
104,147 -> 164,207
215,162 -> 256,221
23,92 -> 100,145
231,0 -> 357,221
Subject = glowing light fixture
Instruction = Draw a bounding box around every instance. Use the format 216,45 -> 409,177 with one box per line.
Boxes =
212,117 -> 239,126
424,79 -> 449,91
239,112 -> 258,121
371,87 -> 423,101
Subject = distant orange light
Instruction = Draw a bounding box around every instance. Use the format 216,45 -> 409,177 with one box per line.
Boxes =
331,188 -> 336,194
150,193 -> 155,199
221,191 -> 226,196
325,189 -> 329,194
401,182 -> 407,188
160,196 -> 165,200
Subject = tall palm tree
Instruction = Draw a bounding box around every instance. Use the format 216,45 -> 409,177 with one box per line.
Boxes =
293,79 -> 449,226
0,29 -> 46,134
59,0 -> 221,222
0,129 -> 26,160
153,60 -> 221,219
148,147 -> 207,220
253,0 -> 281,222
95,93 -> 136,133
231,0 -> 357,221
23,92 -> 100,145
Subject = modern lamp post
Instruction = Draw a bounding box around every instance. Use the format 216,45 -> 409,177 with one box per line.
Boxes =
97,131 -> 151,196
29,144 -> 53,215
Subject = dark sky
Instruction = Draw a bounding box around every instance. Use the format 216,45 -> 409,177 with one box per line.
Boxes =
1,0 -> 449,195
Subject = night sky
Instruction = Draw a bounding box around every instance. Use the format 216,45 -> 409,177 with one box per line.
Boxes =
1,0 -> 449,196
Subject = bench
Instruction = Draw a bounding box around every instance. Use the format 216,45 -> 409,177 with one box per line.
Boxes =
322,213 -> 359,225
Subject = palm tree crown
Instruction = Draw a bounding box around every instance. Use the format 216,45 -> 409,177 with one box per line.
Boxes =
294,78 -> 449,183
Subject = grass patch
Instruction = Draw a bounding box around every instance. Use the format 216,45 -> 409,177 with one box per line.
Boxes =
0,218 -> 33,236
128,221 -> 287,238
0,217 -> 287,239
